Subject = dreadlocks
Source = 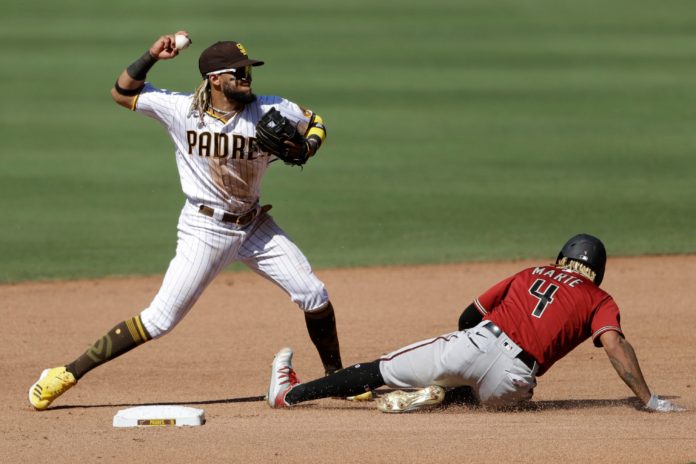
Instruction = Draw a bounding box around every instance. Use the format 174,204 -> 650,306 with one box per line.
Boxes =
189,79 -> 211,122
556,257 -> 597,283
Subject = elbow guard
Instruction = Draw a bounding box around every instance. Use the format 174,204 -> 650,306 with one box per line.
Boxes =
305,114 -> 326,149
458,303 -> 483,330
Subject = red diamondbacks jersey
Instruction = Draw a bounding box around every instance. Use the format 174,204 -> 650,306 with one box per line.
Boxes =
475,265 -> 622,376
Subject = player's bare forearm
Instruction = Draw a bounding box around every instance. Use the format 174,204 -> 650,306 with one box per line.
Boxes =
111,31 -> 189,109
600,331 -> 652,405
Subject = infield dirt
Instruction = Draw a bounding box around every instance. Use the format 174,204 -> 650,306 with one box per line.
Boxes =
2,256 -> 694,463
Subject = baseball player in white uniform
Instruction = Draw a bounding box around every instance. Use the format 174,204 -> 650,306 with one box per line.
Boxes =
29,31 -> 342,410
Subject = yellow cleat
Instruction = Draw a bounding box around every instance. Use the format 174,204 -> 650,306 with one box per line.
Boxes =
346,391 -> 374,402
376,385 -> 445,413
28,367 -> 77,410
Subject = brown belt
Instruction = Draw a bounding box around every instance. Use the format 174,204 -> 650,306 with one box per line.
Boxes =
198,205 -> 260,227
482,321 -> 537,370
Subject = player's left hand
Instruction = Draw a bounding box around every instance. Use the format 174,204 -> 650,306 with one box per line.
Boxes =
643,393 -> 687,412
256,108 -> 311,166
282,139 -> 309,158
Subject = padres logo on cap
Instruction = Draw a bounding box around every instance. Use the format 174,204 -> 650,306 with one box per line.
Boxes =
236,42 -> 248,56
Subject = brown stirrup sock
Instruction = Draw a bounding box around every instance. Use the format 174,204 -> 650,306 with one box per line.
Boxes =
304,302 -> 343,375
66,315 -> 151,380
285,361 -> 384,405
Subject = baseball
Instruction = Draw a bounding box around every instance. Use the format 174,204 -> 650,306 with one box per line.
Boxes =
175,34 -> 191,51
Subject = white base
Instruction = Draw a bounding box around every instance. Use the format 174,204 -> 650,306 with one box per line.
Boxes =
113,405 -> 205,427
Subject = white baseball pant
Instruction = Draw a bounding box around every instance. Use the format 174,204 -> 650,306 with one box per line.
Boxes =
140,201 -> 329,338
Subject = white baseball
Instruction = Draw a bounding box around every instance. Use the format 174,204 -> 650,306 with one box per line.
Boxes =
175,34 -> 191,51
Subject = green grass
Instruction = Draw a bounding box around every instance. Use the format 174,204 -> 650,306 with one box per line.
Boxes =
1,0 -> 695,282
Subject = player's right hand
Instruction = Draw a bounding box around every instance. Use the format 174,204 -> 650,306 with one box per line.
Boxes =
149,31 -> 189,60
643,393 -> 687,412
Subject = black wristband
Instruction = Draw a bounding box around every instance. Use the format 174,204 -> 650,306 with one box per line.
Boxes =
126,50 -> 158,81
114,80 -> 145,96
307,134 -> 322,149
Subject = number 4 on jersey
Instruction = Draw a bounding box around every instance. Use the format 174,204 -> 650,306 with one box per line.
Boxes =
528,279 -> 559,318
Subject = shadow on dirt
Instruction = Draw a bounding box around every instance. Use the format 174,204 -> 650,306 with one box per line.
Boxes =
47,391 -> 683,412
49,395 -> 266,410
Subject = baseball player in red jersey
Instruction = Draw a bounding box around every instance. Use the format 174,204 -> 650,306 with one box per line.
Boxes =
28,32 -> 343,410
267,234 -> 686,413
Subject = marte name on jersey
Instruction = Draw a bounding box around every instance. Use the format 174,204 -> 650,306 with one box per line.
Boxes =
531,267 -> 584,287
186,130 -> 261,160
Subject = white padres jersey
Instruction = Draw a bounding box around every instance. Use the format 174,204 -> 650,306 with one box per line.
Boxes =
134,84 -> 313,214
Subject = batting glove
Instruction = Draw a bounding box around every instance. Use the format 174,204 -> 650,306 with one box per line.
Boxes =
643,393 -> 687,412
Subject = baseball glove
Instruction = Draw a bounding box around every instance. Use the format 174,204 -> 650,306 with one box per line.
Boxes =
255,108 -> 309,166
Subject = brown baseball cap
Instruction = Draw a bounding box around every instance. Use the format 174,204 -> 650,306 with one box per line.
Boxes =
198,41 -> 264,77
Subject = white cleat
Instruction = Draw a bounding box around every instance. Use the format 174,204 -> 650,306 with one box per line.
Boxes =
267,347 -> 299,408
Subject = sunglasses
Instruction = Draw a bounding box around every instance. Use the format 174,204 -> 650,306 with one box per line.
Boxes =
209,66 -> 252,81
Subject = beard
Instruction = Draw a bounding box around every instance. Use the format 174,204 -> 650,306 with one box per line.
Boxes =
222,84 -> 257,104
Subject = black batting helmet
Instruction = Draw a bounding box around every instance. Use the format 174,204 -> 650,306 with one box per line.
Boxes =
556,233 -> 607,285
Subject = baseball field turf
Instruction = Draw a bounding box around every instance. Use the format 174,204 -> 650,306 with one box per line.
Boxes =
1,0 -> 695,282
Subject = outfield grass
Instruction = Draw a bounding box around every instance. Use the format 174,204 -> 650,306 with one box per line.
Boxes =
1,0 -> 695,282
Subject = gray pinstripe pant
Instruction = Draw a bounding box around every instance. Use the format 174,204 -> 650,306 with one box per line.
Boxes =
378,321 -> 538,405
